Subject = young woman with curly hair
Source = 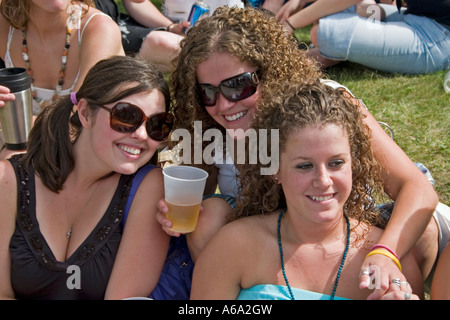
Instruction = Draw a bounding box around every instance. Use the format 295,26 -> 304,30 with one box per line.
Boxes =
157,6 -> 443,299
191,81 -> 423,300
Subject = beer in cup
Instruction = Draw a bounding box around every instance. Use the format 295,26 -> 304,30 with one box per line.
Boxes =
163,165 -> 208,233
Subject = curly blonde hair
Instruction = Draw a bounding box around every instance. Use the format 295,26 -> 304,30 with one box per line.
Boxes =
0,0 -> 94,29
169,6 -> 322,172
232,81 -> 384,228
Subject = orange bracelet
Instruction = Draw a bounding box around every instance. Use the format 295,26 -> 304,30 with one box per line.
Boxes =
371,244 -> 400,260
366,248 -> 402,272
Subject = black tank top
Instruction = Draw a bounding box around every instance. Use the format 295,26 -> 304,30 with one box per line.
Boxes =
8,155 -> 134,300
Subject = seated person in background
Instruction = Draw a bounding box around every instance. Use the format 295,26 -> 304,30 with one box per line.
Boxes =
94,0 -> 189,72
0,0 -> 124,159
245,0 -> 288,14
278,0 -> 450,74
190,81 -> 423,300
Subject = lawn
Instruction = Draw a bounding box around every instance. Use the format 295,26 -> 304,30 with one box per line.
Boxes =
115,0 -> 449,204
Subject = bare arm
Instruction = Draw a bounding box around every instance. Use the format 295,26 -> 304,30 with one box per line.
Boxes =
359,102 -> 438,258
190,221 -> 246,299
277,0 -> 361,27
122,0 -> 174,28
75,9 -> 125,91
431,244 -> 450,300
105,168 -> 170,299
356,99 -> 438,298
0,160 -> 18,299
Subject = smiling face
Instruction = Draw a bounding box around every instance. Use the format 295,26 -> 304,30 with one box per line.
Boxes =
196,52 -> 261,134
87,89 -> 166,175
276,123 -> 353,225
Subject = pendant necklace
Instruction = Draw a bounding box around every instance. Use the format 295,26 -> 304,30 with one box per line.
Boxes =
64,183 -> 99,239
277,209 -> 350,300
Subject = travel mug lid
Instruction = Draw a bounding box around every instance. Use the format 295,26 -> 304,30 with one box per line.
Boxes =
0,68 -> 31,92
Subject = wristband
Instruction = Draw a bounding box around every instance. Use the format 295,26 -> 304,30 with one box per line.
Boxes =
366,248 -> 402,272
285,19 -> 296,31
154,23 -> 175,32
370,244 -> 400,260
167,23 -> 175,32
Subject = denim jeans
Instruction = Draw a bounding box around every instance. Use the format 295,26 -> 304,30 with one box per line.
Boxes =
317,5 -> 450,74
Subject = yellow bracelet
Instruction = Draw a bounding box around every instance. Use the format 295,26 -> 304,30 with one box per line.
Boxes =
366,248 -> 402,272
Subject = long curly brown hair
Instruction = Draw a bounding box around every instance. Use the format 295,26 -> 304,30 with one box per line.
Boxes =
232,81 -> 385,229
169,6 -> 322,172
0,0 -> 94,29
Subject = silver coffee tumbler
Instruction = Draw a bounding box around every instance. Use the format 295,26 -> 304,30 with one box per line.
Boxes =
0,68 -> 32,150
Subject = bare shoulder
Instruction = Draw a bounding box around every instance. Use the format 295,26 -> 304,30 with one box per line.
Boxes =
82,6 -> 122,33
76,5 -> 124,86
126,166 -> 163,217
79,5 -> 123,47
212,213 -> 277,247
136,166 -> 163,194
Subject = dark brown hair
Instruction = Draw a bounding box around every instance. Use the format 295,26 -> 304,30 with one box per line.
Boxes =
22,55 -> 170,192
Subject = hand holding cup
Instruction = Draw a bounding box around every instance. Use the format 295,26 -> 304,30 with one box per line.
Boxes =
162,165 -> 208,233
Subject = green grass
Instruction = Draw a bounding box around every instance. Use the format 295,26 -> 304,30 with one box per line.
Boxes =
294,29 -> 449,204
115,0 -> 449,204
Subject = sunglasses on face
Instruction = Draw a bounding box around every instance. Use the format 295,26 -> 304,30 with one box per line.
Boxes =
197,70 -> 260,107
97,102 -> 173,141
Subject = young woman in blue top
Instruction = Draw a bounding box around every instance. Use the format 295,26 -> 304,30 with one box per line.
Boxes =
190,81 -> 423,300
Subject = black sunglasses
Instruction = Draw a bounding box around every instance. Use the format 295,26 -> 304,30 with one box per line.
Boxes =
97,102 -> 173,141
197,71 -> 260,107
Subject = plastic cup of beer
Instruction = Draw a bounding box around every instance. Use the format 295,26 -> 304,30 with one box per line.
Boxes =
163,165 -> 208,233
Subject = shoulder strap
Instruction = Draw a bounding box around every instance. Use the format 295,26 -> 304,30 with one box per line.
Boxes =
79,10 -> 111,46
123,163 -> 157,227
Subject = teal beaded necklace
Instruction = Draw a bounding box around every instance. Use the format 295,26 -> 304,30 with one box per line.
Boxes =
277,209 -> 350,300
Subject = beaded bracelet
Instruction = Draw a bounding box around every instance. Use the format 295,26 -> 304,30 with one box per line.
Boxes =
370,244 -> 400,260
366,248 -> 402,272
